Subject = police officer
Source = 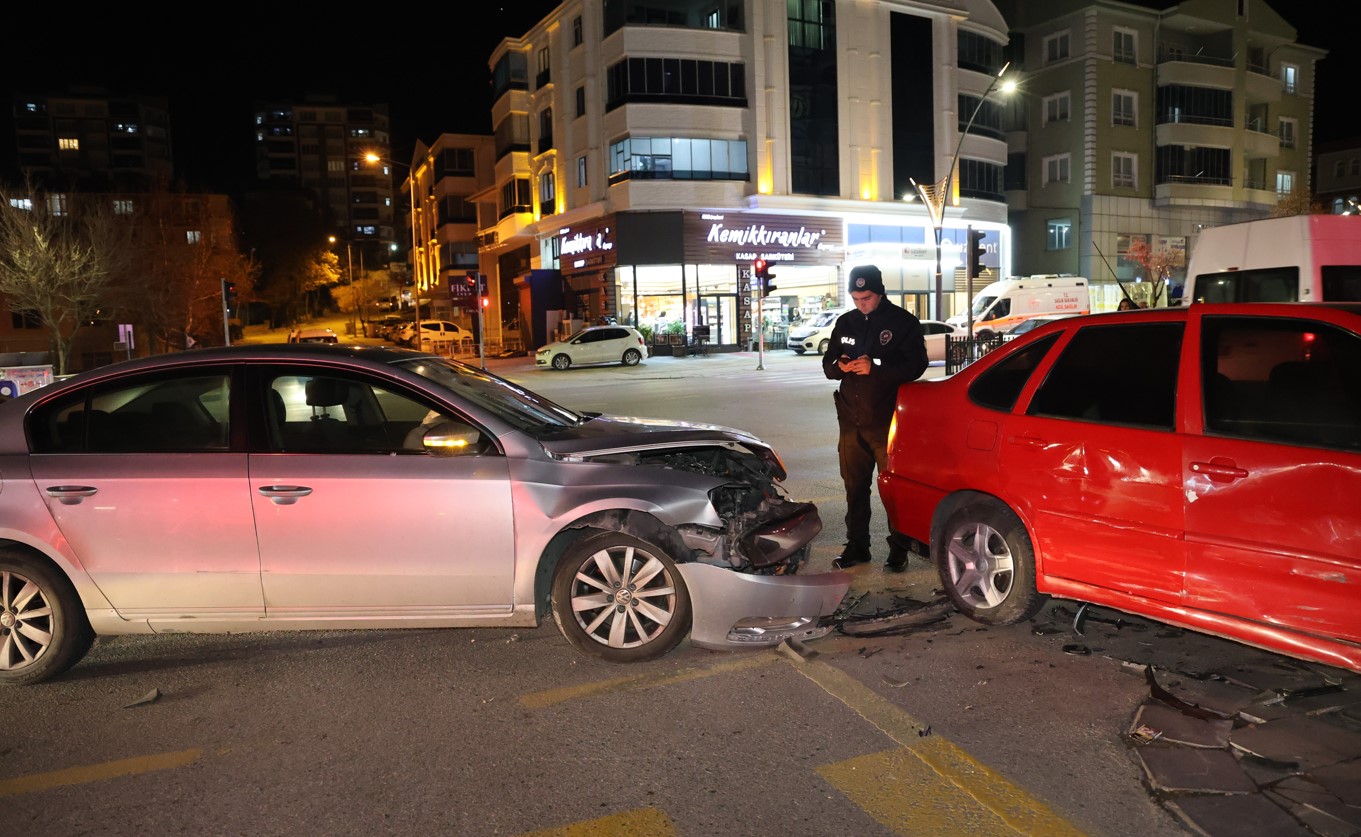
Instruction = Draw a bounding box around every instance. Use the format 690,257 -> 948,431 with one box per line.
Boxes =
823,265 -> 928,571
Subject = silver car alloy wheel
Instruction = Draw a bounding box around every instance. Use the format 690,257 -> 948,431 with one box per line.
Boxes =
0,568 -> 54,672
568,542 -> 678,649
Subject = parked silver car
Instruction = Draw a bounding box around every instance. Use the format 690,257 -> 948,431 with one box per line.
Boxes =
0,344 -> 848,684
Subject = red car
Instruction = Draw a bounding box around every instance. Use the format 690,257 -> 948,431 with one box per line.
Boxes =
880,302 -> 1361,672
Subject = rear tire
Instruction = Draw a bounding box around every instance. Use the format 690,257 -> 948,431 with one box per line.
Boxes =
935,502 -> 1045,626
0,550 -> 94,686
551,354 -> 572,370
551,532 -> 691,663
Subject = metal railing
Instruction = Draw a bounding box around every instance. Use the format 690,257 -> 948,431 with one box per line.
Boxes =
945,334 -> 1005,375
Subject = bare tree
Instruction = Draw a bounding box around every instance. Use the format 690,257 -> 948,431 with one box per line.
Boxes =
1122,237 -> 1175,308
0,185 -> 131,374
114,189 -> 256,352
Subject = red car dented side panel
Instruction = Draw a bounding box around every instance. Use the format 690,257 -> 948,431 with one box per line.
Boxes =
881,303 -> 1361,673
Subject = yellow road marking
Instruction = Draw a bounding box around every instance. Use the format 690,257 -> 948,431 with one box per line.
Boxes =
519,653 -> 777,709
519,806 -> 676,837
0,748 -> 203,798
798,658 -> 1085,837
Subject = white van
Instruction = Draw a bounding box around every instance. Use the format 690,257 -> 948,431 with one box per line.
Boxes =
947,275 -> 1090,337
788,309 -> 848,355
1184,215 -> 1361,303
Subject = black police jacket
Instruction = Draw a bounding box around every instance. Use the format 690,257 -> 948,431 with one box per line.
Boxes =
821,299 -> 928,428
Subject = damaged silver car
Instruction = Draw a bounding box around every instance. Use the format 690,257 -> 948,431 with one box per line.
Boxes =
0,344 -> 849,685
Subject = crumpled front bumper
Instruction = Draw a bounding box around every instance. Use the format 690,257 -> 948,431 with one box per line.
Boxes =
678,562 -> 852,650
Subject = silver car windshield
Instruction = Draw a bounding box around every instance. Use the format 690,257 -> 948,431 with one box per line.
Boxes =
394,357 -> 584,431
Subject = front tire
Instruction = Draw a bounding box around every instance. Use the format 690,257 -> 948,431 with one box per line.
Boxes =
936,502 -> 1044,626
551,532 -> 691,663
0,550 -> 94,686
621,349 -> 642,366
551,353 -> 572,370
817,339 -> 830,355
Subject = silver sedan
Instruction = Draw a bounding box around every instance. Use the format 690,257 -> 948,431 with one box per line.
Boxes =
0,344 -> 849,684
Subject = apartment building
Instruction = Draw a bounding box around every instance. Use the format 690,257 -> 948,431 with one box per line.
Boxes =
406,134 -> 497,322
997,0 -> 1324,302
1316,139 -> 1361,215
253,97 -> 400,268
10,90 -> 173,191
469,0 -> 1015,351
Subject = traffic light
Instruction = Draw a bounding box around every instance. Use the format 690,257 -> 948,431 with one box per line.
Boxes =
753,258 -> 778,297
222,279 -> 238,311
967,227 -> 987,278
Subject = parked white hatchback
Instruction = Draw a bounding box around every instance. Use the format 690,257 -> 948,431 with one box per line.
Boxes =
396,320 -> 469,351
536,325 -> 647,370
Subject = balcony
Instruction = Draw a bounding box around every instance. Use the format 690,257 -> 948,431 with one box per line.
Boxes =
1245,67 -> 1282,104
1242,123 -> 1280,159
1156,54 -> 1234,90
1154,174 -> 1231,207
1155,117 -> 1234,150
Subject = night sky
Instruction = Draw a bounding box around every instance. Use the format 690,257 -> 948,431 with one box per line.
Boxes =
1,2 -> 1353,197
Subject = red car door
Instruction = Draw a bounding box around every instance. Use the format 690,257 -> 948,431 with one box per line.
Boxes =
1183,309 -> 1361,644
999,319 -> 1187,603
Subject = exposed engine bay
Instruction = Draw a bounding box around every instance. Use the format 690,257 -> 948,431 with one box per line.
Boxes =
635,446 -> 823,574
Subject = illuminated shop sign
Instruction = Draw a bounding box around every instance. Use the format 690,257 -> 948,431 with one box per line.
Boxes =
555,217 -> 618,275
683,212 -> 844,266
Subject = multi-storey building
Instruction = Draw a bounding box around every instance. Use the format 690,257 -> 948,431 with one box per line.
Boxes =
253,97 -> 400,267
469,0 -> 1016,351
1315,139 -> 1361,215
405,134 -> 497,323
997,0 -> 1324,303
10,90 -> 173,192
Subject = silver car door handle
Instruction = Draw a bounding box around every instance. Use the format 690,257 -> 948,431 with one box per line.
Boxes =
44,485 -> 99,505
258,485 -> 314,506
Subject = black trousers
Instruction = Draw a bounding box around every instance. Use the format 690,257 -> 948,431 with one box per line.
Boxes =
837,419 -> 893,553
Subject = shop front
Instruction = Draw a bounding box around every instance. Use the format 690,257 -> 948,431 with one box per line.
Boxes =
549,211 -> 846,354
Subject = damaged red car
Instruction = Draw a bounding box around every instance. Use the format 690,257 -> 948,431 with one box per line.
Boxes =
880,302 -> 1361,672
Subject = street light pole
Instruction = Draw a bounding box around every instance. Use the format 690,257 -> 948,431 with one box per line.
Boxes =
912,61 -> 1013,322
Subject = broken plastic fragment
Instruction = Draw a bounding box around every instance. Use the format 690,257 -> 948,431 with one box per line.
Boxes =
123,687 -> 161,708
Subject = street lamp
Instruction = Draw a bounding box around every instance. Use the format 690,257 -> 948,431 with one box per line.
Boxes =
362,151 -> 419,315
328,234 -> 358,336
911,62 -> 1016,321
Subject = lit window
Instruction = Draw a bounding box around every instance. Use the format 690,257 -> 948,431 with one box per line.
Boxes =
47,194 -> 68,216
58,137 -> 79,151
113,199 -> 134,215
1047,219 -> 1072,250
1281,64 -> 1298,94
186,230 -> 202,245
577,155 -> 588,188
1276,171 -> 1295,198
9,197 -> 33,211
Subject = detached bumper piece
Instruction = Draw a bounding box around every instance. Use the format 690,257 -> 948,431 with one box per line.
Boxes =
739,502 -> 823,569
679,562 -> 852,650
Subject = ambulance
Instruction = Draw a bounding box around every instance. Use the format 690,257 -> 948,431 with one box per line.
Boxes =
947,275 -> 1090,337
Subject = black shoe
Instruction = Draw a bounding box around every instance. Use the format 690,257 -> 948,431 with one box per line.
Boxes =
885,551 -> 909,573
833,544 -> 872,569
